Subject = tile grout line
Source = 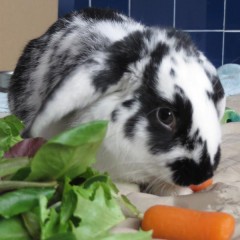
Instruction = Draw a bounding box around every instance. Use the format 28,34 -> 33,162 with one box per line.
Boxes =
222,0 -> 227,65
128,0 -> 131,17
184,30 -> 240,32
173,0 -> 176,28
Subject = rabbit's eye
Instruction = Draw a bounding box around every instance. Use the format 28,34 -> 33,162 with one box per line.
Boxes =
156,108 -> 176,128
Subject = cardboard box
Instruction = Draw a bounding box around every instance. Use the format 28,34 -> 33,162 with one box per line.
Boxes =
0,0 -> 58,71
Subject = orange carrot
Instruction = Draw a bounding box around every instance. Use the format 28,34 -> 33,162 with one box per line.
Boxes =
141,205 -> 235,240
189,178 -> 213,192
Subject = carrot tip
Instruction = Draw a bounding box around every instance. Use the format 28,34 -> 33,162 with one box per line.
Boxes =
189,178 -> 213,192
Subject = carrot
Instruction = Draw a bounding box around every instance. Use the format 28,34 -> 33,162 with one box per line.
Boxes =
189,178 -> 213,192
141,205 -> 235,240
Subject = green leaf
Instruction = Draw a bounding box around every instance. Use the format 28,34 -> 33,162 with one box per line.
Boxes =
0,118 -> 148,240
39,196 -> 69,240
0,217 -> 31,240
0,121 -> 12,156
81,172 -> 142,218
10,167 -> 31,181
48,121 -> 108,147
41,208 -> 61,239
60,179 -> 77,225
0,115 -> 24,157
22,211 -> 40,239
118,195 -> 142,219
73,182 -> 125,240
83,174 -> 109,189
46,233 -> 77,240
0,188 -> 55,218
0,157 -> 30,178
38,195 -> 50,229
0,180 -> 57,193
3,115 -> 24,137
27,121 -> 108,181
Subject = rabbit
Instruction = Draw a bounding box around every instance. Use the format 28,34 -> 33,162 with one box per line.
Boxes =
8,8 -> 226,196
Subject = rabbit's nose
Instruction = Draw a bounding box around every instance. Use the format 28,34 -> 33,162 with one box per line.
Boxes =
167,157 -> 213,186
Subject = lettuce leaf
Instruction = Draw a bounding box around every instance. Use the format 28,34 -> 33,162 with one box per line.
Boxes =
0,117 -> 149,240
72,182 -> 125,239
0,188 -> 54,218
0,217 -> 31,240
0,115 -> 24,157
27,121 -> 108,181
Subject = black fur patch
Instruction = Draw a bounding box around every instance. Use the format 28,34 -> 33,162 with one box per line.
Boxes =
124,111 -> 142,138
205,70 -> 211,79
167,28 -> 198,57
168,158 -> 213,186
210,75 -> 225,104
93,30 -> 148,93
111,109 -> 119,122
213,146 -> 221,170
8,36 -> 48,121
206,75 -> 225,117
168,142 -> 213,186
198,137 -> 203,144
173,91 -> 193,146
122,99 -> 136,108
185,138 -> 195,151
206,90 -> 213,100
174,85 -> 184,95
48,25 -> 79,64
170,68 -> 176,77
124,42 -> 170,140
205,70 -> 224,110
184,129 -> 200,151
194,129 -> 199,137
148,91 -> 193,154
80,8 -> 124,22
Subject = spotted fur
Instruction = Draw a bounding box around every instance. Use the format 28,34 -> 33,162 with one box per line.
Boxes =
8,8 -> 225,193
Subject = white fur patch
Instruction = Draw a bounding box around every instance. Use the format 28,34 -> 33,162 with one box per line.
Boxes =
31,67 -> 97,136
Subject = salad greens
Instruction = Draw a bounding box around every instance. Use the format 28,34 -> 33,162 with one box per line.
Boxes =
0,115 -> 24,157
0,115 -> 151,240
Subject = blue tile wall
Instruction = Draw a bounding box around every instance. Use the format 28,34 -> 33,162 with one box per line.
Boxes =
91,0 -> 128,15
74,0 -> 89,11
226,0 -> 240,30
131,0 -> 173,27
189,32 -> 223,67
59,0 -> 75,17
58,0 -> 240,66
176,0 -> 224,30
225,33 -> 240,64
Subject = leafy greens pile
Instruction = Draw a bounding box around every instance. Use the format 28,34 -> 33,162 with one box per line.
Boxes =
0,115 -> 151,240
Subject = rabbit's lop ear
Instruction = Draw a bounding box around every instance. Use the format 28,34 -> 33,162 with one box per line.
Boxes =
27,32 -> 144,137
27,66 -> 102,137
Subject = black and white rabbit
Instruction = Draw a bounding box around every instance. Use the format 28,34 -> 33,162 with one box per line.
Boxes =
8,8 -> 226,195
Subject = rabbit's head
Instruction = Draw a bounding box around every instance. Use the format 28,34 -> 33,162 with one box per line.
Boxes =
92,29 -> 225,188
